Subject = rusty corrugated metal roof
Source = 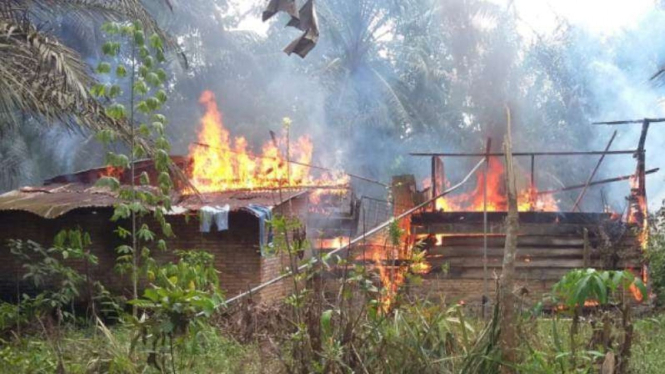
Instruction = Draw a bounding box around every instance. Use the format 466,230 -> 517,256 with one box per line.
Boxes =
0,183 -> 307,219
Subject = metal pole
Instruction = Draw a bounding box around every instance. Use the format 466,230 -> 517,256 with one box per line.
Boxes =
482,138 -> 492,319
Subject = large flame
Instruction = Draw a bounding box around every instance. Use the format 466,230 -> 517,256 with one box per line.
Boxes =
189,91 -> 348,193
435,158 -> 558,212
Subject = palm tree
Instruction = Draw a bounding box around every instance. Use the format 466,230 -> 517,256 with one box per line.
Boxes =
0,0 -> 174,136
0,0 -> 174,190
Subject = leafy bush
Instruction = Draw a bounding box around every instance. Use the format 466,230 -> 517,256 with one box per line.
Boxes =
648,205 -> 665,305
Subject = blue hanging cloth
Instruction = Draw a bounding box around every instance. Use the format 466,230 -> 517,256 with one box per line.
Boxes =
199,205 -> 231,232
244,204 -> 273,253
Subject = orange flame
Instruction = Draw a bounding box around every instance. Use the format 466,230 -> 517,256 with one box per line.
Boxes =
188,91 -> 349,193
628,282 -> 644,302
316,236 -> 350,250
435,158 -> 558,212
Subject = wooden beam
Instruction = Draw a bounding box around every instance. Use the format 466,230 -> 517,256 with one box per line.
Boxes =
430,236 -> 588,247
536,168 -> 659,195
572,131 -> 618,212
410,150 -> 638,157
429,246 -> 585,257
413,222 -> 594,236
593,118 -> 665,125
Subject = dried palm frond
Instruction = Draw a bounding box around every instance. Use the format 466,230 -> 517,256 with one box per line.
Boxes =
1,0 -> 178,51
0,18 -> 127,135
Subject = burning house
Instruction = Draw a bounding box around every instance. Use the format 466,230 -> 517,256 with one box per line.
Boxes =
388,123 -> 655,310
0,160 -> 313,303
0,91 -> 352,303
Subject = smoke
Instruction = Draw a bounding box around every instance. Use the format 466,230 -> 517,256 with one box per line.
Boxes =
10,0 -> 665,214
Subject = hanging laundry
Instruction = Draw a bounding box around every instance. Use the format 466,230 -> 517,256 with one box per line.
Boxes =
244,204 -> 273,252
199,205 -> 231,232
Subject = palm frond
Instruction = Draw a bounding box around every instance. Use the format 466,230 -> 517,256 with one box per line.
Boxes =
0,18 -> 130,138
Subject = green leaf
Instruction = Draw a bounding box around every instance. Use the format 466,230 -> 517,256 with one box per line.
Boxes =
149,33 -> 164,51
156,69 -> 167,83
106,103 -> 126,120
156,49 -> 166,63
116,64 -> 127,78
102,41 -> 120,56
120,25 -> 134,36
143,55 -> 154,69
155,90 -> 168,103
321,309 -> 333,337
140,172 -> 150,185
146,72 -> 161,87
146,97 -> 161,110
144,288 -> 159,302
139,46 -> 150,59
134,30 -> 145,45
96,62 -> 112,74
101,22 -> 120,35
138,65 -> 149,78
152,121 -> 165,134
133,80 -> 148,95
133,144 -> 146,158
96,129 -> 116,145
91,83 -> 106,98
95,176 -> 120,190
593,274 -> 607,304
109,85 -> 122,98
136,101 -> 150,114
138,123 -> 151,137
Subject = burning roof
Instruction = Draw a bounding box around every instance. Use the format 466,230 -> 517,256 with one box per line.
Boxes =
0,168 -> 308,219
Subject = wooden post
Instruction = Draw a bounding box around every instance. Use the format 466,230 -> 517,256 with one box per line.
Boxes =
636,120 -> 650,222
431,156 -> 437,211
530,154 -> 536,210
499,106 -> 519,372
482,137 -> 492,319
583,228 -> 590,268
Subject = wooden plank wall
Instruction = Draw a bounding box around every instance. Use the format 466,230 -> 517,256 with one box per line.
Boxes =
411,212 -> 644,306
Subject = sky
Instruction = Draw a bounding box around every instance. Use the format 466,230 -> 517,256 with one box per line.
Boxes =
498,0 -> 657,37
228,0 -> 658,37
223,0 -> 665,208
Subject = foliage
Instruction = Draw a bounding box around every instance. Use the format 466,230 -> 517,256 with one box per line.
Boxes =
95,20 -> 175,309
551,268 -> 646,309
0,0 -> 179,192
647,204 -> 665,305
7,230 -> 110,323
0,323 -> 258,374
127,250 -> 224,373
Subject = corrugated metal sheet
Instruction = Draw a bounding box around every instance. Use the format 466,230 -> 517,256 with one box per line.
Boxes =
0,182 -> 308,219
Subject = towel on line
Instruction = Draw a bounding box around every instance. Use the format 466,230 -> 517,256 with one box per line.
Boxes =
199,205 -> 231,232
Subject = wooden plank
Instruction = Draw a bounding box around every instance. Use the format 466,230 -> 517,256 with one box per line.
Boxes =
414,222 -> 592,236
428,257 -> 642,270
429,236 -> 586,247
428,257 -> 584,268
429,246 -> 584,258
424,267 -> 571,280
412,211 -> 611,225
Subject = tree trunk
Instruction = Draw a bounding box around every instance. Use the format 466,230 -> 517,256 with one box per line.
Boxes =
499,107 -> 519,372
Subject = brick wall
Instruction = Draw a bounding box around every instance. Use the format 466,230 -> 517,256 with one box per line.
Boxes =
0,209 -> 265,301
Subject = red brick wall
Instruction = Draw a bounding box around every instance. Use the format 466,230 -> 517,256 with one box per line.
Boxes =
0,209 -> 265,301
